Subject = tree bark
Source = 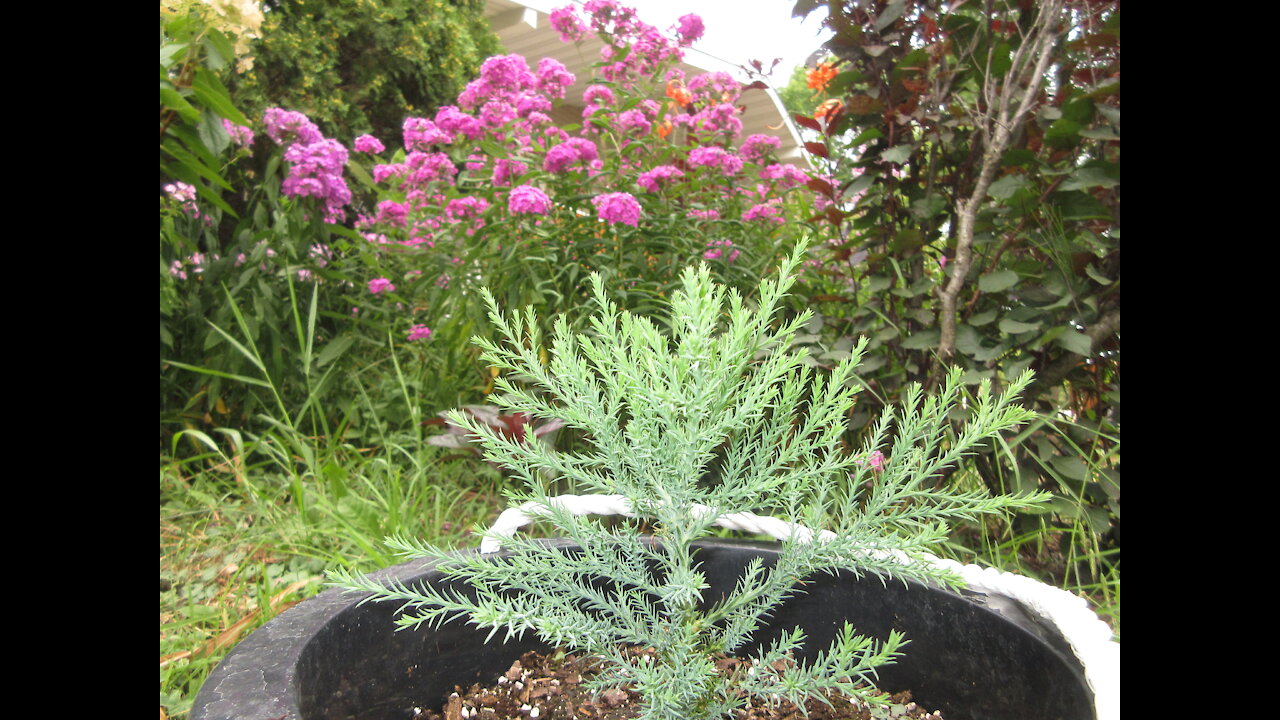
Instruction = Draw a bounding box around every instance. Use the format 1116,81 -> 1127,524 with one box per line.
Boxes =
935,0 -> 1067,371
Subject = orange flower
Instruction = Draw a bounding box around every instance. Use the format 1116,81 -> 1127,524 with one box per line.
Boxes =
666,80 -> 692,108
806,62 -> 837,92
814,98 -> 843,122
656,116 -> 674,139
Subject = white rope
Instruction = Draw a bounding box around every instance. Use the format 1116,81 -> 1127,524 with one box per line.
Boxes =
480,493 -> 1119,720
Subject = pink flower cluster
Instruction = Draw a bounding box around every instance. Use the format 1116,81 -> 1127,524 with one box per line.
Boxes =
407,324 -> 433,342
264,108 -> 352,223
703,239 -> 739,262
354,134 -> 385,154
222,119 -> 254,147
592,192 -> 642,226
508,184 -> 552,215
368,277 -> 396,294
637,165 -> 685,193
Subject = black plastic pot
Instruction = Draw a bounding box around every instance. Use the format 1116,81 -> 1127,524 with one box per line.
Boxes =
192,539 -> 1095,720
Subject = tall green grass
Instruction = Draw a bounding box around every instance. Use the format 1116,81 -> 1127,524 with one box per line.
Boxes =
160,285 -> 507,718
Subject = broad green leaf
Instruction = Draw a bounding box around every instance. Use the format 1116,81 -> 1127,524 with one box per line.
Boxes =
202,28 -> 236,72
160,87 -> 200,123
1085,263 -> 1113,286
999,318 -> 1042,334
190,67 -> 250,126
160,141 -> 233,192
978,269 -> 1019,293
1060,167 -> 1119,192
844,174 -> 875,200
900,329 -> 939,349
1055,329 -> 1093,356
987,173 -> 1027,200
197,109 -> 231,156
880,144 -> 914,164
968,309 -> 998,326
910,193 -> 947,220
955,325 -> 982,356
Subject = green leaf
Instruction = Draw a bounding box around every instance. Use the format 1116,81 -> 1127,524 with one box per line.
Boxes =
202,28 -> 236,72
910,193 -> 947,221
999,318 -> 1042,334
881,144 -> 914,164
900,329 -> 939,349
197,109 -> 231,156
987,174 -> 1027,201
478,139 -> 509,159
1055,329 -> 1093,356
190,67 -> 250,126
968,309 -> 998,326
1060,167 -> 1119,192
978,269 -> 1019,293
160,87 -> 200,124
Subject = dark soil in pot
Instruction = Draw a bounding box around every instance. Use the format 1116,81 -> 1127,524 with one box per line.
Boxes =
412,647 -> 946,720
192,539 -> 1094,720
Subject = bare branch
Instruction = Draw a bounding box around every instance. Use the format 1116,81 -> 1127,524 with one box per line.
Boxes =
936,0 -> 1067,366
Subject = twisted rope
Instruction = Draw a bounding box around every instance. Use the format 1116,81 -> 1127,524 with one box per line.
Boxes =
481,493 -> 1119,720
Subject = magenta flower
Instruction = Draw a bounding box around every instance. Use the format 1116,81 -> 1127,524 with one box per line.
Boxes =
407,324 -> 433,342
740,134 -> 782,162
222,119 -> 255,147
550,5 -> 588,42
859,450 -> 886,472
674,14 -> 705,46
353,134 -> 385,154
592,192 -> 641,227
637,165 -> 684,193
368,278 -> 396,295
263,108 -> 323,146
508,184 -> 552,215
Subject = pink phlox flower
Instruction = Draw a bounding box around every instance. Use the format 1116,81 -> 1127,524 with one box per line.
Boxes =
859,450 -> 886,472
702,239 -> 739,262
686,208 -> 720,221
493,158 -> 528,186
404,151 -> 459,188
434,106 -> 483,141
263,108 -> 323,146
535,58 -> 576,99
375,200 -> 409,228
760,162 -> 811,189
592,192 -> 642,226
543,137 -> 599,173
445,196 -> 490,223
351,135 -> 382,154
740,134 -> 782,163
550,5 -> 589,43
407,324 -> 433,342
368,277 -> 396,294
508,184 -> 552,215
583,84 -> 616,108
479,100 -> 518,129
637,165 -> 685,193
222,119 -> 255,147
403,117 -> 453,150
674,14 -> 705,46
617,109 -> 651,136
309,244 -> 332,267
743,201 -> 785,225
687,146 -> 744,177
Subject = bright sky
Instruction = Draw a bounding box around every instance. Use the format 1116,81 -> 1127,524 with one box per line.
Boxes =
625,0 -> 833,80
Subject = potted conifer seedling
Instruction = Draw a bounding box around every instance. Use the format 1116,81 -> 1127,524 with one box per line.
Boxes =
194,244 -> 1119,720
